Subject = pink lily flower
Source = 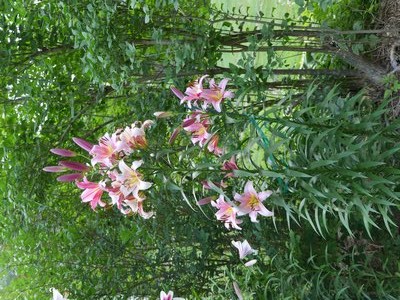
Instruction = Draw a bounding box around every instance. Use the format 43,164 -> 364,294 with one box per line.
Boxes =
117,160 -> 152,199
56,173 -> 83,182
72,137 -> 94,152
171,76 -> 208,108
182,75 -> 208,106
119,121 -> 152,152
201,78 -> 234,112
207,134 -> 223,156
124,195 -> 154,219
222,156 -> 239,178
211,195 -> 242,230
231,240 -> 257,259
90,133 -> 121,167
234,181 -> 273,222
76,177 -> 107,210
183,112 -> 212,147
160,291 -> 173,300
107,181 -> 125,210
50,148 -> 76,157
184,122 -> 211,146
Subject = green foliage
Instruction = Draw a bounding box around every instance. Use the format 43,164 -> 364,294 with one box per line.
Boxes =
1,0 -> 400,299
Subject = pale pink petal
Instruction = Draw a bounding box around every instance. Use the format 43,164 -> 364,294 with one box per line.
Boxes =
244,259 -> 257,267
258,190 -> 273,201
233,192 -> 243,202
184,122 -> 203,132
232,240 -> 256,259
218,78 -> 229,91
160,290 -> 173,300
212,102 -> 222,112
244,181 -> 256,194
198,74 -> 208,87
224,90 -> 235,99
233,282 -> 243,300
130,160 -> 143,171
138,180 -> 152,191
80,188 -> 101,203
76,178 -> 98,189
257,203 -> 274,217
249,211 -> 260,223
137,201 -> 154,219
118,160 -> 131,173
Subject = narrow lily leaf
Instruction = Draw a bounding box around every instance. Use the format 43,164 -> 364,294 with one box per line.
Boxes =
285,169 -> 311,178
337,209 -> 353,236
260,170 -> 284,178
233,170 -> 255,177
309,159 -> 337,169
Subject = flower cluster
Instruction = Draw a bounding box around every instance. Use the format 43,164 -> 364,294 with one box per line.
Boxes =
166,75 -> 234,156
203,181 -> 274,230
44,121 -> 154,218
167,76 -> 273,267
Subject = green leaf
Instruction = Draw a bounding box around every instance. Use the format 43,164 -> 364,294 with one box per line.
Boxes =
337,169 -> 367,179
233,170 -> 256,177
285,169 -> 311,178
309,159 -> 337,169
356,161 -> 385,169
260,170 -> 284,178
